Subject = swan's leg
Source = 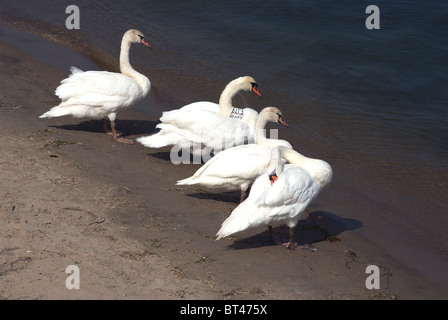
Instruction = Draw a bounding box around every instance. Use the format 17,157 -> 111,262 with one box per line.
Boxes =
284,228 -> 317,252
104,118 -> 124,137
240,190 -> 247,203
285,228 -> 297,249
102,118 -> 110,133
110,119 -> 135,144
269,226 -> 283,245
240,185 -> 252,203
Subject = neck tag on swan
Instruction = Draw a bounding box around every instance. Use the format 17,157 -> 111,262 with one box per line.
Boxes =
229,107 -> 244,120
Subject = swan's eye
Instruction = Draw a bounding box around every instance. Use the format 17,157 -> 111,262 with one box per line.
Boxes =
269,172 -> 278,185
250,82 -> 262,97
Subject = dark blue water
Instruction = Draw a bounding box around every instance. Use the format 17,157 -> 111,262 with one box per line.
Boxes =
1,0 -> 447,295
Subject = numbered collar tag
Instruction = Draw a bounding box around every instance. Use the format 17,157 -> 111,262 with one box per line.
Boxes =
229,107 -> 244,120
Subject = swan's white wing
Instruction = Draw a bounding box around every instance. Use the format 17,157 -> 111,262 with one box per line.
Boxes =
137,124 -> 192,149
138,110 -> 252,150
254,166 -> 321,227
216,193 -> 265,240
256,166 -> 319,208
159,109 -> 253,147
263,138 -> 293,150
215,171 -> 272,239
178,101 -> 219,113
56,69 -> 144,108
189,145 -> 270,179
177,145 -> 272,189
41,68 -> 146,120
136,111 -> 217,149
217,165 -> 322,239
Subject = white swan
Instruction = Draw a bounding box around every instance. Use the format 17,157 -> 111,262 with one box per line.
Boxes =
216,146 -> 333,251
136,76 -> 261,153
39,29 -> 151,144
176,107 -> 291,202
171,75 -> 261,114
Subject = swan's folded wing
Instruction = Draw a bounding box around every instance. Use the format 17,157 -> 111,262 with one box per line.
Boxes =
216,189 -> 267,239
160,109 -> 229,130
191,145 -> 270,179
159,109 -> 251,147
255,167 -> 317,209
157,110 -> 220,145
178,101 -> 219,113
56,71 -> 142,107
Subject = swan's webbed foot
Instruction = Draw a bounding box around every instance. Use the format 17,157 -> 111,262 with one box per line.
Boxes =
269,226 -> 317,252
108,119 -> 135,144
107,129 -> 125,137
283,242 -> 317,252
115,136 -> 135,144
102,119 -> 125,137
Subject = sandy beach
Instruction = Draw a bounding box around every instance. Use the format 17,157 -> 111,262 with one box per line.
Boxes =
0,22 -> 445,301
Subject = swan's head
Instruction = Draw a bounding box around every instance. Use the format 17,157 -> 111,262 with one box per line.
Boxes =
260,106 -> 289,127
268,171 -> 278,185
123,29 -> 151,48
235,76 -> 262,97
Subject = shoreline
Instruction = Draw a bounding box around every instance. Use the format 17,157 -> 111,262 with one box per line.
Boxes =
0,22 -> 446,300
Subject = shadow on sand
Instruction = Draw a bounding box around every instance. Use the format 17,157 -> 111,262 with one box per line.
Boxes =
224,210 -> 362,250
49,119 -> 158,137
186,191 -> 241,204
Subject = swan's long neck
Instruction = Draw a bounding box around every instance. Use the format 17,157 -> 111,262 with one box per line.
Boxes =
254,113 -> 270,145
279,147 -> 333,188
218,79 -> 242,116
267,147 -> 284,176
119,39 -> 150,96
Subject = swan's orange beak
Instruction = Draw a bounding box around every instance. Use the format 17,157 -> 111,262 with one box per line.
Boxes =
140,38 -> 152,48
269,173 -> 278,185
251,85 -> 262,97
278,116 -> 289,128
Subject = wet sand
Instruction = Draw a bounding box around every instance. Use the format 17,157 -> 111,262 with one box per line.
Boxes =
0,23 -> 445,300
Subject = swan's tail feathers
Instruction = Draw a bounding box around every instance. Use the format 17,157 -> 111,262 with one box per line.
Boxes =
136,133 -> 171,148
215,205 -> 253,240
216,217 -> 248,240
69,66 -> 84,75
176,177 -> 195,186
54,67 -> 84,100
39,106 -> 71,119
136,127 -> 187,149
39,103 -> 93,119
